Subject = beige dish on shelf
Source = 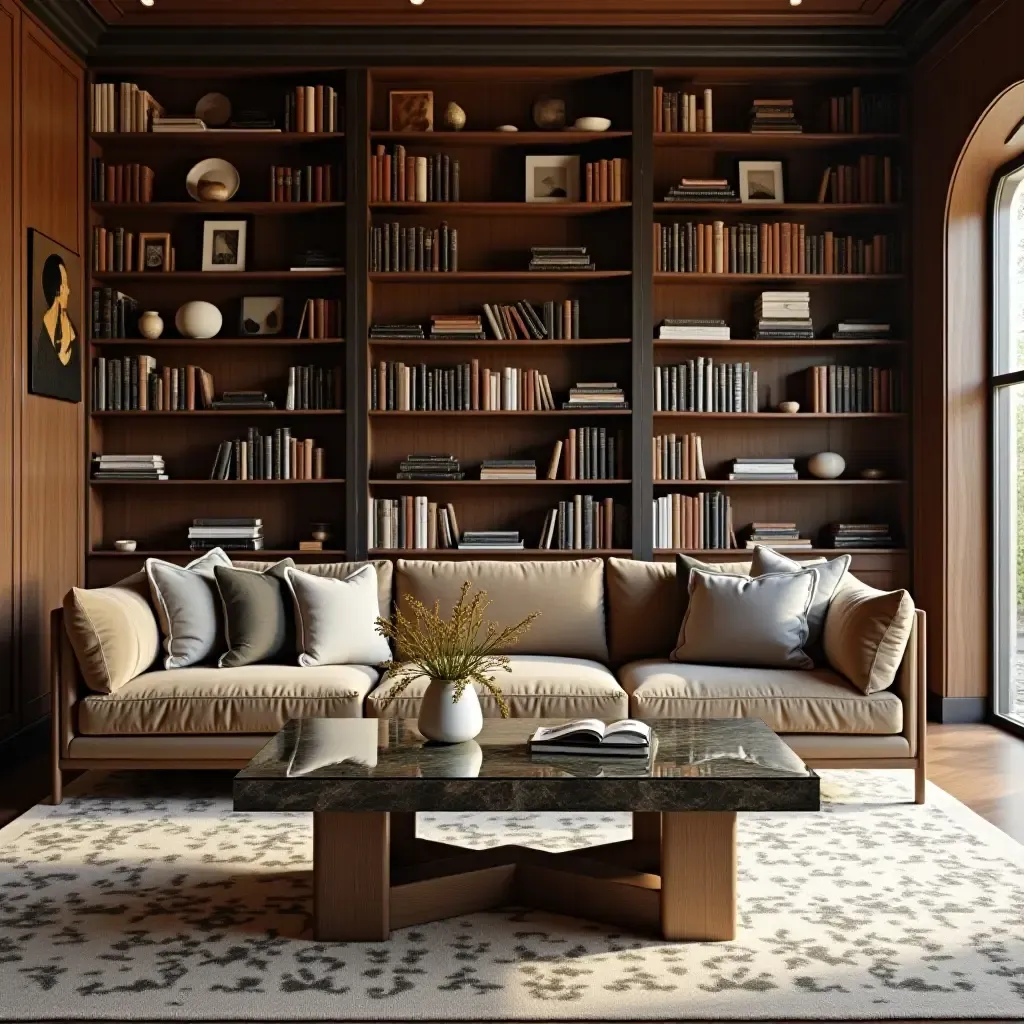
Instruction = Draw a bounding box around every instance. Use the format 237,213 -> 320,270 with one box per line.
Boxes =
186,158 -> 240,202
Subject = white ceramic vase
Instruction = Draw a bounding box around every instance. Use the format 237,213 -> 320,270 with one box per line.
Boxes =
138,310 -> 164,340
808,451 -> 846,480
175,300 -> 222,339
417,679 -> 484,744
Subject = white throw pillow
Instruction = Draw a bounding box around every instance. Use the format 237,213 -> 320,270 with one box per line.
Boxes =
285,564 -> 392,667
146,548 -> 233,669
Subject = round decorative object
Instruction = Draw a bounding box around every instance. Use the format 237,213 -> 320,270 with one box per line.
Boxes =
185,158 -> 240,202
532,97 -> 566,130
574,116 -> 611,132
137,310 -> 164,340
311,523 -> 330,543
175,300 -> 223,339
860,467 -> 887,480
495,124 -> 519,132
113,539 -> 137,552
195,91 -> 232,128
444,102 -> 467,130
417,678 -> 483,744
808,451 -> 847,480
197,180 -> 231,202
777,400 -> 800,414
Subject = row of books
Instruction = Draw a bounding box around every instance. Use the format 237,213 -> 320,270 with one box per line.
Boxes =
549,427 -> 625,480
654,221 -> 899,276
369,301 -> 583,341
745,522 -> 809,550
370,147 -> 460,203
296,298 -> 343,340
730,457 -> 797,482
654,361 -> 758,413
91,287 -> 137,339
662,178 -> 738,204
539,497 -> 619,551
530,246 -> 595,272
91,454 -> 167,481
209,431 -> 326,481
816,158 -> 900,205
189,518 -> 264,553
653,433 -> 706,482
89,161 -> 155,203
584,159 -> 630,203
653,492 -> 735,551
395,454 -> 464,481
270,165 -> 340,203
806,366 -> 902,413
284,366 -> 340,411
370,497 -> 461,550
370,361 -> 556,411
828,89 -> 900,134
368,222 -> 458,273
750,98 -> 802,134
90,82 -> 163,133
658,318 -> 731,341
653,87 -> 714,134
93,227 -> 173,274
283,85 -> 342,133
92,358 -> 214,412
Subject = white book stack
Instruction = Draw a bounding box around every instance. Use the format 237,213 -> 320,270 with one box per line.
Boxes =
658,318 -> 731,341
728,457 -> 798,481
755,291 -> 813,339
91,454 -> 167,481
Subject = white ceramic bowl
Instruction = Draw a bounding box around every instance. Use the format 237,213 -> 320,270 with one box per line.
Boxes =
574,116 -> 611,132
113,540 -> 137,552
185,158 -> 240,202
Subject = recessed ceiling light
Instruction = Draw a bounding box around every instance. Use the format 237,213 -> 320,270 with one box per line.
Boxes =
410,0 -> 425,5
790,0 -> 802,5
140,0 -> 155,6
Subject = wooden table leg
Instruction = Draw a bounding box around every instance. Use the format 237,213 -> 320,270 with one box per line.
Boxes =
633,811 -> 661,844
390,811 -> 417,866
660,811 -> 737,941
313,811 -> 389,941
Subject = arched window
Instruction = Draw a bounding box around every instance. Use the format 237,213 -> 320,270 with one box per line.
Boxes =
991,159 -> 1024,726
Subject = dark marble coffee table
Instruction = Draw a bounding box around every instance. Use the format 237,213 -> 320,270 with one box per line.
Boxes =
234,717 -> 818,943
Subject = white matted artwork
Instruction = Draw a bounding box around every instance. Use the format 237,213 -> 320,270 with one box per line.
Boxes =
240,296 -> 284,335
202,220 -> 247,272
525,155 -> 580,203
738,160 -> 785,204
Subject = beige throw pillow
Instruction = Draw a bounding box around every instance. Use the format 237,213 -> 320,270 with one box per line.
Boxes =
672,568 -> 816,669
62,578 -> 160,693
823,575 -> 915,693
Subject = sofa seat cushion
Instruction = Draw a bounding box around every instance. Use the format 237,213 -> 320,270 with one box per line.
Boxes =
78,664 -> 379,735
366,655 -> 627,719
619,660 -> 902,735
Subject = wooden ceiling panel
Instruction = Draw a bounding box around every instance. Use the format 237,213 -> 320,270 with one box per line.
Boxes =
89,0 -> 910,29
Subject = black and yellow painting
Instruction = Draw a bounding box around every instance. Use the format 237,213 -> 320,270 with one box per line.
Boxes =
29,228 -> 81,403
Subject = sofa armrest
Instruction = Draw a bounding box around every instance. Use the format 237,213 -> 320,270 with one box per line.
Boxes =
892,608 -> 926,759
50,608 -> 83,760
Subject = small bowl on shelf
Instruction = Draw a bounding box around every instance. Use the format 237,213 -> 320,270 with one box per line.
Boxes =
113,539 -> 137,553
573,116 -> 611,132
777,401 -> 801,414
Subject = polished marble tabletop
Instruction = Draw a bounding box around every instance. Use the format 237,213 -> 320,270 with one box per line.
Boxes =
234,718 -> 820,814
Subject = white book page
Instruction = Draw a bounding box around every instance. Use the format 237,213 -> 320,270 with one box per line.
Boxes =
530,719 -> 606,743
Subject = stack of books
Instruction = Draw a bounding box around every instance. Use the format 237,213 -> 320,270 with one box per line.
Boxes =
661,178 -> 738,204
755,292 -> 813,339
430,314 -> 485,340
745,522 -> 811,550
824,522 -> 896,549
211,390 -> 275,411
458,530 -> 524,551
152,116 -> 206,133
749,99 -> 802,134
290,249 -> 343,272
370,323 -> 424,340
480,459 -> 536,481
397,455 -> 464,481
528,246 -> 595,272
529,719 -> 652,757
831,319 -> 892,340
539,496 -> 617,550
189,518 -> 263,552
91,454 -> 167,481
729,457 -> 798,482
658,318 -> 731,341
563,382 -> 628,410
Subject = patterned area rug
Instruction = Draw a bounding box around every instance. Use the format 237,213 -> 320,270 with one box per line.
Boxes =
1,770 -> 1023,1021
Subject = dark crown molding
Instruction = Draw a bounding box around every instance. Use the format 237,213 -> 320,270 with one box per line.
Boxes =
20,0 -> 105,57
889,0 -> 977,58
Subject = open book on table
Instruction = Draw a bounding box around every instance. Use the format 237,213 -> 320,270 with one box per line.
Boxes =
529,719 -> 653,757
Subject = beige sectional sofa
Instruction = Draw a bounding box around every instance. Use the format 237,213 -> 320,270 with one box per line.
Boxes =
51,555 -> 926,803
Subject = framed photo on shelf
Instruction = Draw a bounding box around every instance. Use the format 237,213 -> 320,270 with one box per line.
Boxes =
202,220 -> 247,272
241,296 -> 284,335
738,161 -> 785,204
389,90 -> 434,132
525,155 -> 580,203
138,232 -> 172,272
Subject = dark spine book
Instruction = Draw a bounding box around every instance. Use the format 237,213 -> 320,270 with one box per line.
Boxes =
274,428 -> 283,479
426,158 -> 434,202
247,426 -> 256,480
406,227 -> 415,273
450,228 -> 458,272
572,299 -> 580,339
442,154 -> 450,202
440,223 -> 449,272
452,158 -> 460,202
233,439 -> 242,480
544,301 -> 554,340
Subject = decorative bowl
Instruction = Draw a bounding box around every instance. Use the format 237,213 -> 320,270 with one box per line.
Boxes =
808,452 -> 846,480
777,401 -> 800,414
186,158 -> 240,202
175,300 -> 223,339
495,124 -> 519,132
574,116 -> 611,132
114,540 -> 137,553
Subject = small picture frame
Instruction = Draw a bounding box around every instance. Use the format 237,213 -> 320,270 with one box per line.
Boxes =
137,232 -> 172,272
525,155 -> 580,203
738,161 -> 785,204
389,90 -> 434,132
241,296 -> 284,336
202,220 -> 247,273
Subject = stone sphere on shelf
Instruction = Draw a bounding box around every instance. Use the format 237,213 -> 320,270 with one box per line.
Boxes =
807,452 -> 846,480
532,97 -> 566,130
174,300 -> 222,339
444,102 -> 467,130
137,310 -> 164,340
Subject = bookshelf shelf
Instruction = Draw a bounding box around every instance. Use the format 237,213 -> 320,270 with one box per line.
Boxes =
653,132 -> 902,147
92,202 -> 346,214
91,410 -> 345,418
653,273 -> 904,283
369,410 -> 632,418
91,131 -> 345,144
652,202 -> 903,214
651,479 -> 905,487
370,202 -> 631,215
652,338 -> 904,348
370,130 -> 633,145
369,479 -> 633,487
90,479 -> 346,486
369,338 -> 630,348
652,412 -> 906,419
370,271 -> 631,282
91,338 -> 345,347
93,271 -> 345,282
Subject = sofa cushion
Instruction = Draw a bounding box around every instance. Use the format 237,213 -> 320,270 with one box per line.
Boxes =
619,660 -> 903,734
396,558 -> 608,661
78,663 -> 379,735
823,574 -> 916,694
63,578 -> 160,694
366,655 -> 627,719
215,559 -> 295,668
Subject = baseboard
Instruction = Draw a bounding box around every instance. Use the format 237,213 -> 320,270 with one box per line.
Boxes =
927,693 -> 987,724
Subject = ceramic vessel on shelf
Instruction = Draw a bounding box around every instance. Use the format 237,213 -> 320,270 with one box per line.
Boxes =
137,310 -> 164,340
808,452 -> 846,480
175,301 -> 223,340
417,679 -> 483,744
444,102 -> 467,130
194,91 -> 231,127
495,124 -> 519,132
777,401 -> 800,414
113,540 -> 137,552
185,158 -> 240,202
197,181 -> 231,202
532,97 -> 566,130
311,523 -> 330,543
574,116 -> 611,132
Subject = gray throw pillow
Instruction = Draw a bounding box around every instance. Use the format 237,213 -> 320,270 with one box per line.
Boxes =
750,547 -> 850,653
674,553 -> 744,622
146,548 -> 233,669
214,559 -> 296,668
672,567 -> 816,669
